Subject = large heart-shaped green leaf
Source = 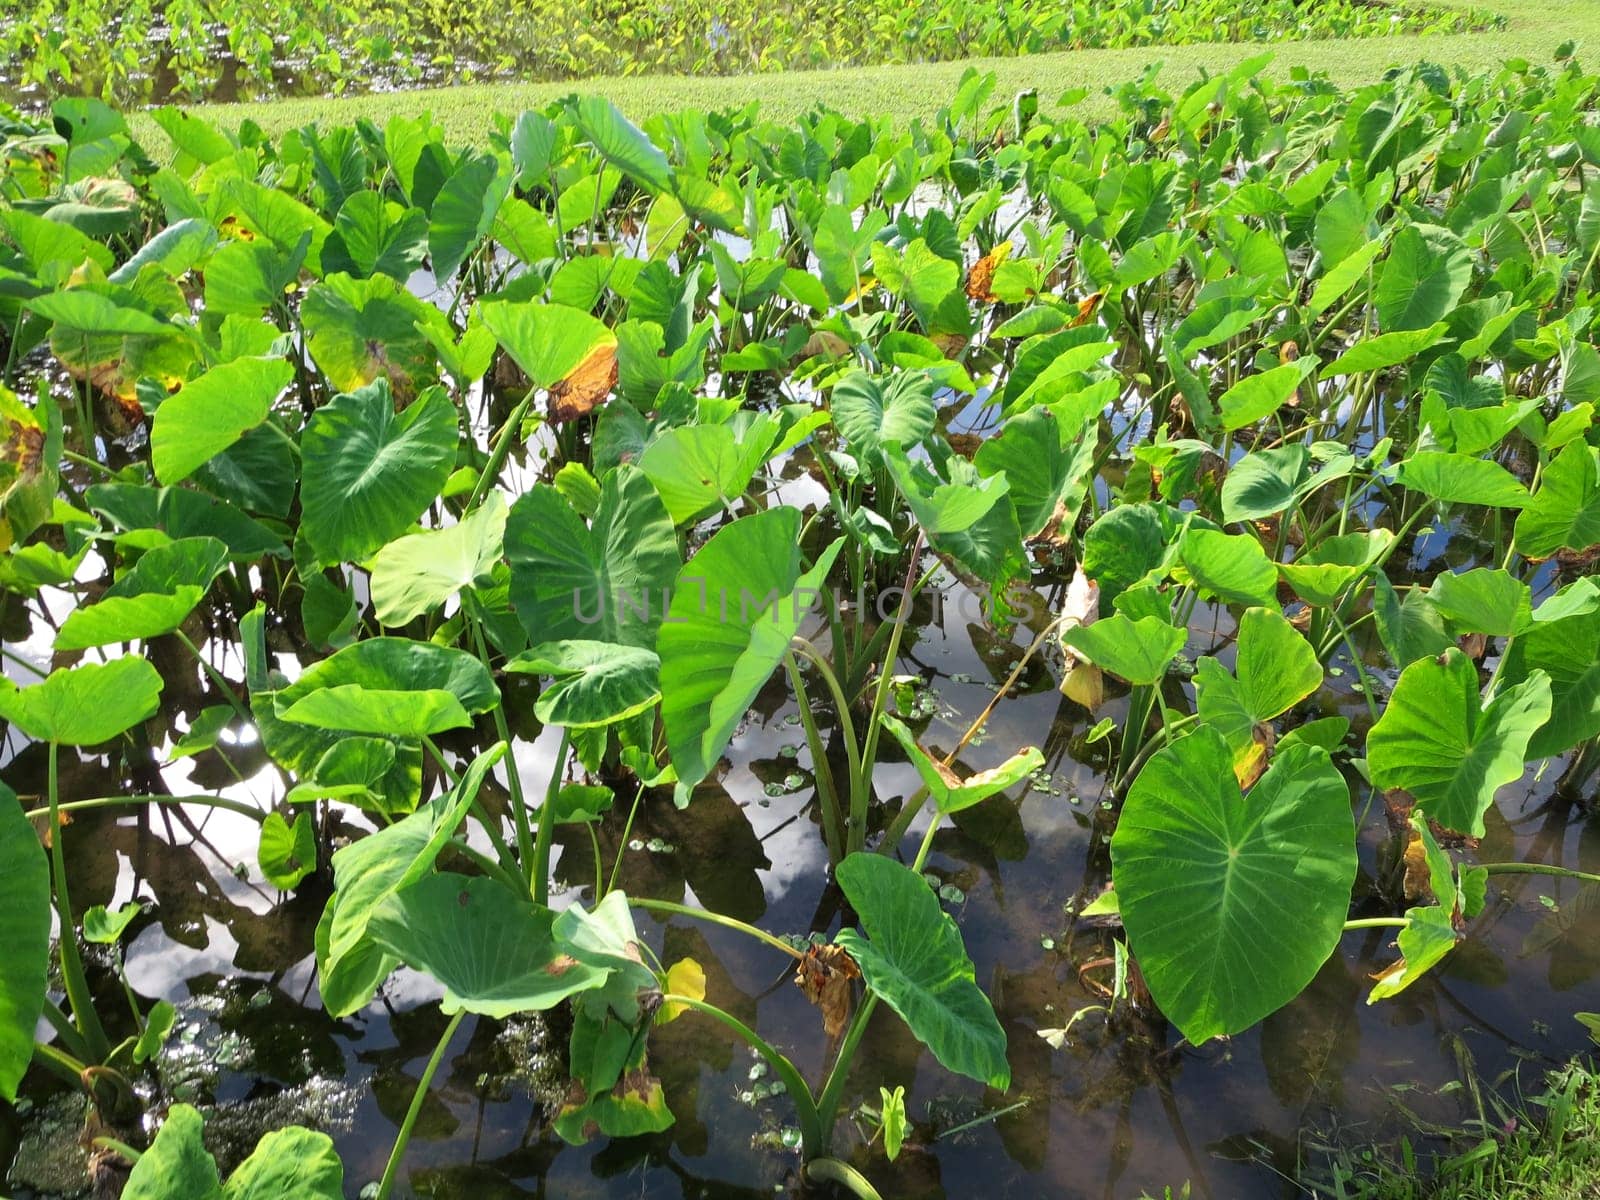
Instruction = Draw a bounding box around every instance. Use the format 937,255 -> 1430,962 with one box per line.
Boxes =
301,272 -> 439,396
637,420 -> 779,526
1111,731 -> 1356,1044
299,380 -> 458,565
506,641 -> 660,728
316,743 -> 504,1015
1393,452 -> 1529,509
0,780 -> 48,1102
369,493 -> 507,626
273,637 -> 497,734
1367,648 -> 1552,837
122,1105 -> 221,1200
973,404 -> 1097,538
1177,528 -> 1278,607
151,356 -> 293,485
658,507 -> 842,803
55,536 -> 228,650
1059,613 -> 1184,686
834,853 -> 1009,1088
0,656 -> 162,745
572,96 -> 672,194
1515,442 -> 1600,559
371,874 -> 607,1018
478,299 -> 617,390
1500,594 -> 1600,758
221,1127 -> 344,1200
830,370 -> 936,464
1196,607 -> 1323,756
505,465 -> 679,648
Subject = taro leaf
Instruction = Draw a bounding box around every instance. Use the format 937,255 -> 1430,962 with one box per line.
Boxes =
0,780 -> 49,1101
122,1105 -> 221,1200
1514,442 -> 1600,558
1111,732 -> 1355,1044
370,874 -> 607,1018
506,641 -> 660,728
1366,648 -> 1552,837
1278,530 -> 1394,608
834,853 -> 1010,1088
478,300 -> 617,391
552,783 -> 615,825
85,482 -> 284,561
553,891 -> 658,1022
1220,446 -> 1310,524
1393,452 -> 1529,509
370,493 -> 507,626
55,536 -> 229,650
428,153 -> 510,285
572,96 -> 672,195
257,811 -> 316,889
151,356 -> 293,485
1499,598 -> 1600,758
221,1127 -> 345,1200
1426,567 -> 1532,638
301,272 -> 439,397
273,638 -> 497,737
0,656 -> 161,744
878,713 -> 1043,815
134,1000 -> 176,1065
324,192 -> 429,282
505,465 -> 679,648
1374,224 -> 1473,332
317,743 -> 505,1016
1373,573 -> 1453,668
1081,503 -> 1179,605
0,386 -> 60,547
657,508 -> 842,804
1177,528 -> 1278,608
885,448 -> 1012,535
1367,905 -> 1459,1003
554,1009 -> 674,1143
1323,323 -> 1447,376
830,370 -> 936,464
299,380 -> 458,565
83,901 -> 142,944
881,1086 -> 907,1161
1217,361 -> 1315,432
973,404 -> 1098,538
657,958 -> 705,1024
637,420 -> 779,525
1195,607 -> 1322,757
1059,614 -> 1184,686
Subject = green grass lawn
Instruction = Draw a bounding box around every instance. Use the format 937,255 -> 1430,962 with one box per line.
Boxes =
169,0 -> 1591,142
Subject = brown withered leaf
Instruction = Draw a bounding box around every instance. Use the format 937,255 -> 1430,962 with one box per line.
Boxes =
964,241 -> 1012,303
548,343 -> 618,422
1458,632 -> 1488,661
946,432 -> 983,460
1232,723 -> 1276,790
931,332 -> 968,358
1402,831 -> 1433,902
795,943 -> 859,1039
1070,292 -> 1104,328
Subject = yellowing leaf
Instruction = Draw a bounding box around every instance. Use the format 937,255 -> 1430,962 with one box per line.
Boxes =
657,957 -> 706,1024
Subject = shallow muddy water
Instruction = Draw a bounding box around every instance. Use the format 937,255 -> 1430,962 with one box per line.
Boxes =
2,454 -> 1596,1199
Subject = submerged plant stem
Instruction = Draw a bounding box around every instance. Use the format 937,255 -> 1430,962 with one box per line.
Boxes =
47,743 -> 111,1063
376,1010 -> 465,1200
